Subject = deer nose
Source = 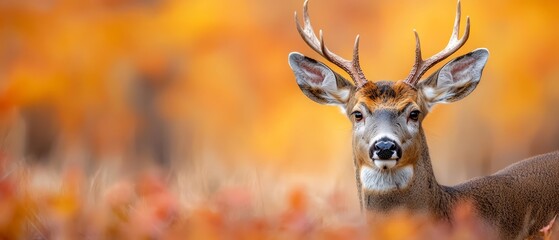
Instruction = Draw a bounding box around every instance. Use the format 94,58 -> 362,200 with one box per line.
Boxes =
370,137 -> 402,160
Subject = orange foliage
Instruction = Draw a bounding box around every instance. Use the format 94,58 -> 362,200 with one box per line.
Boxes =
0,165 -> 514,239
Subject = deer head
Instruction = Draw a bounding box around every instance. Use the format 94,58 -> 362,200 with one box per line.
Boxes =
288,0 -> 488,174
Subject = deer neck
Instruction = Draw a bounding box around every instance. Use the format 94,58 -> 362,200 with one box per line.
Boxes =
355,129 -> 457,218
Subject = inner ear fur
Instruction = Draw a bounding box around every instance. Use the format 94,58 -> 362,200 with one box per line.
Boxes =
418,48 -> 489,106
288,52 -> 355,106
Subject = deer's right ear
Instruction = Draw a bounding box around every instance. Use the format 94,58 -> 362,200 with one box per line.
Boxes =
417,49 -> 489,110
288,52 -> 355,107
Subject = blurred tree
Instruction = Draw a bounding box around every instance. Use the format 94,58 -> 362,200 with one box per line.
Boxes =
21,103 -> 59,163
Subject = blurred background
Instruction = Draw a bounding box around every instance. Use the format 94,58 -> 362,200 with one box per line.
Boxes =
0,0 -> 558,214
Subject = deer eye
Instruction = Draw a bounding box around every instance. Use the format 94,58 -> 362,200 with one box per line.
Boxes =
409,110 -> 420,121
352,111 -> 363,122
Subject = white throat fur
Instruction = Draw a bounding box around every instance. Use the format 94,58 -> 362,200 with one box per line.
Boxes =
360,165 -> 414,192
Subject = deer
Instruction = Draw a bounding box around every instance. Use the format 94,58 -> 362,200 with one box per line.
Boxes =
287,1 -> 559,239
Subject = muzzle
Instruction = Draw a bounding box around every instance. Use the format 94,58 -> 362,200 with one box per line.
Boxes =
369,137 -> 402,169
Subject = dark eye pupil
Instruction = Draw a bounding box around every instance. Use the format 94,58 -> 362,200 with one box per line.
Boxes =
353,111 -> 363,121
409,110 -> 420,121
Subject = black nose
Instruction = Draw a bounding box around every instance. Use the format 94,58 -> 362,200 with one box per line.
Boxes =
370,137 -> 402,160
375,140 -> 397,152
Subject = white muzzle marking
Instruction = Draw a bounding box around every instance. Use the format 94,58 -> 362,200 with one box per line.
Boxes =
373,160 -> 397,169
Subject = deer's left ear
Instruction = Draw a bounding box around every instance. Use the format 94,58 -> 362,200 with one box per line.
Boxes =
418,48 -> 489,109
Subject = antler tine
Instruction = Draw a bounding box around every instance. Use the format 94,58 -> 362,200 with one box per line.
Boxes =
404,0 -> 470,88
295,0 -> 368,87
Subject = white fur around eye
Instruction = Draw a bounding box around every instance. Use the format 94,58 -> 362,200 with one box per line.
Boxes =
406,116 -> 420,137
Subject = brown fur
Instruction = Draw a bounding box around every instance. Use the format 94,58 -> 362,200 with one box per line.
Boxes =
455,152 -> 559,239
348,81 -> 418,114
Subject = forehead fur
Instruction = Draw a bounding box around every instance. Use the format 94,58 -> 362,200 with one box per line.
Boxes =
349,81 -> 418,112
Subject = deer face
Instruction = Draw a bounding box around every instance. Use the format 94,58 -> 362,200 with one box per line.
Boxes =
288,49 -> 488,171
347,81 -> 421,170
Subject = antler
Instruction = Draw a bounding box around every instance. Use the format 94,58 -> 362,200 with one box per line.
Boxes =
403,0 -> 470,88
295,0 -> 368,88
